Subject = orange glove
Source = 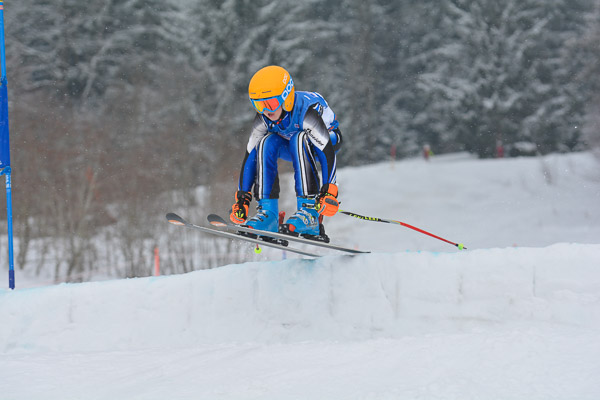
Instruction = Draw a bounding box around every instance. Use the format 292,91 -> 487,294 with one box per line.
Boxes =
316,183 -> 339,217
230,191 -> 252,224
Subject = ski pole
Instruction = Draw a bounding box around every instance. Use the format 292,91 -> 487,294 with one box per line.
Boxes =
337,209 -> 467,250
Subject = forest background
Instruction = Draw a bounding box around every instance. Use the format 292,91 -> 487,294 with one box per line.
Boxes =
2,0 -> 599,281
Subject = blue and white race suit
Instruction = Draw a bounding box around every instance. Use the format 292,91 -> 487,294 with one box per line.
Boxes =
238,91 -> 342,199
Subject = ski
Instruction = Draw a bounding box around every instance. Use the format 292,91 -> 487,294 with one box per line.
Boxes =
207,214 -> 370,255
166,213 -> 320,258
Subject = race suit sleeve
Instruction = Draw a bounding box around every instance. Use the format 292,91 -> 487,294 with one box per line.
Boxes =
303,107 -> 337,185
237,113 -> 268,191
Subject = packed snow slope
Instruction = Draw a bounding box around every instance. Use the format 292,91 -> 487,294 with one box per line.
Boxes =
1,243 -> 600,352
1,152 -> 600,399
1,244 -> 600,399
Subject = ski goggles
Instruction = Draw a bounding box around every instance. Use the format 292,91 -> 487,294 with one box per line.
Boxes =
250,77 -> 294,114
250,96 -> 284,113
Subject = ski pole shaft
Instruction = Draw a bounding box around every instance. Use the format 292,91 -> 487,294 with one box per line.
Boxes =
337,209 -> 466,250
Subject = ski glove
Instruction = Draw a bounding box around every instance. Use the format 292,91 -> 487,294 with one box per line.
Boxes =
316,183 -> 339,217
230,190 -> 252,224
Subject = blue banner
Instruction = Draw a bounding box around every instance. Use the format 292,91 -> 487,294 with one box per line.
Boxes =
0,78 -> 9,168
0,0 -> 7,169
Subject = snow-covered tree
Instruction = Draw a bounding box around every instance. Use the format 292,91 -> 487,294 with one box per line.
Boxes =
570,0 -> 600,150
416,0 -> 594,157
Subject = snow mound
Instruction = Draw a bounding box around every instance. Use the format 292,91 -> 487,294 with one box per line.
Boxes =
2,243 -> 599,354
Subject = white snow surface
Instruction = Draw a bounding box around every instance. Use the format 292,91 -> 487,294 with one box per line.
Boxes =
2,152 -> 600,399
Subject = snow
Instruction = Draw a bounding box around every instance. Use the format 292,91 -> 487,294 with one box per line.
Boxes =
1,151 -> 600,399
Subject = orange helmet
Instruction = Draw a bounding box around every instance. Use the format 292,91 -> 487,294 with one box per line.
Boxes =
248,65 -> 295,113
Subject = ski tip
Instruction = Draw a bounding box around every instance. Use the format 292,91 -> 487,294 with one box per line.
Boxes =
207,214 -> 228,227
166,213 -> 186,226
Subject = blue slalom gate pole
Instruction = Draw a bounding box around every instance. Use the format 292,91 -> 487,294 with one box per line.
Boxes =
0,0 -> 15,290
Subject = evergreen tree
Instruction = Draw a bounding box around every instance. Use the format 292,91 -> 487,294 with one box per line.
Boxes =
573,1 -> 600,149
396,1 -> 455,155
417,0 -> 594,157
9,0 -> 183,104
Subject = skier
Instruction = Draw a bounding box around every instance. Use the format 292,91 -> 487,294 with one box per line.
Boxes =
229,65 -> 342,237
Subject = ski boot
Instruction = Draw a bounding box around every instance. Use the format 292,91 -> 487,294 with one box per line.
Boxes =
243,198 -> 279,233
280,197 -> 330,242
